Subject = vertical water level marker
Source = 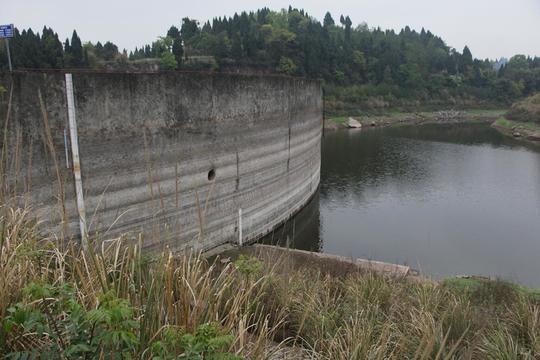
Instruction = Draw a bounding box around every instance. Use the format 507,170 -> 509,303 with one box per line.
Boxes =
238,208 -> 243,246
65,73 -> 88,248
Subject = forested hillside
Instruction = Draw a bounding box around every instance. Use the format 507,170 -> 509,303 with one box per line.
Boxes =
1,7 -> 539,110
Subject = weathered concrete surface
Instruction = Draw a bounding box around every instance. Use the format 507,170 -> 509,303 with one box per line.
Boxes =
252,244 -> 413,277
0,71 -> 322,252
216,244 -> 419,282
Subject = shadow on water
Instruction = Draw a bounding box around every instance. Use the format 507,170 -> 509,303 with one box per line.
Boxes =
260,190 -> 322,252
261,123 -> 540,287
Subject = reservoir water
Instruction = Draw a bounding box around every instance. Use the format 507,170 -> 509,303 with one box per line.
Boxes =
268,122 -> 540,286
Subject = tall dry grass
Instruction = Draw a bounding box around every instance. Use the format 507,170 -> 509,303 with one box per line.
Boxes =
0,205 -> 287,358
1,214 -> 540,359
2,214 -> 540,359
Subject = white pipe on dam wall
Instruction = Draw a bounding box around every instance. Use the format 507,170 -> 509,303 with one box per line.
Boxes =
0,71 -> 323,252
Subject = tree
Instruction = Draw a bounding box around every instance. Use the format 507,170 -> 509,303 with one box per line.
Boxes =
172,38 -> 184,66
41,27 -> 63,68
153,36 -> 177,69
323,12 -> 335,27
344,16 -> 352,43
277,56 -> 297,75
352,50 -> 366,79
4,9 -> 540,106
166,26 -> 180,39
160,51 -> 177,69
459,45 -> 473,73
102,41 -> 119,61
63,38 -> 72,67
167,26 -> 183,65
231,33 -> 243,60
181,18 -> 199,42
66,30 -> 84,67
94,42 -> 104,58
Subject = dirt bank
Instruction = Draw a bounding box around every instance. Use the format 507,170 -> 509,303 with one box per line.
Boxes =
325,109 -> 505,130
492,118 -> 540,145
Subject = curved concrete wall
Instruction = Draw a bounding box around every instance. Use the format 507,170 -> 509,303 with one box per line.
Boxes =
0,71 -> 322,251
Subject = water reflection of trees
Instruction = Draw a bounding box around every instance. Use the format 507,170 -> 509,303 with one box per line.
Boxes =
320,124 -> 540,209
321,128 -> 434,208
262,124 -> 540,257
261,191 -> 322,252
385,123 -> 540,151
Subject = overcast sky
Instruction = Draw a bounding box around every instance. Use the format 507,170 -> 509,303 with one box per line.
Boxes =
3,0 -> 540,60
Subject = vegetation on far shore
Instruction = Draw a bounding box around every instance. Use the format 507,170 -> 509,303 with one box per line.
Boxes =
2,7 -> 539,110
489,93 -> 540,142
326,104 -> 540,146
506,93 -> 540,124
326,109 -> 506,128
2,206 -> 540,359
494,118 -> 540,132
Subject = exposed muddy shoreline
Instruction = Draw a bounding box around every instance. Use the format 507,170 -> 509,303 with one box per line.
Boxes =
326,109 -> 540,146
324,109 -> 505,130
491,121 -> 540,146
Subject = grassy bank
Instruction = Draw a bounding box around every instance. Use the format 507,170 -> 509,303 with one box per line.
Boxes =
2,206 -> 540,358
492,118 -> 540,144
494,117 -> 540,132
506,93 -> 540,124
326,109 -> 505,129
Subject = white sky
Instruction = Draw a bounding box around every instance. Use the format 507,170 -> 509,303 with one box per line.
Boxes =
3,0 -> 540,60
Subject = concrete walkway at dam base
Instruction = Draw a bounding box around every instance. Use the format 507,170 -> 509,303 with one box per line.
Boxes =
208,243 -> 421,280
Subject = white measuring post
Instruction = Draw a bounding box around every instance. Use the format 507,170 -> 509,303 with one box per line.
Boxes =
65,73 -> 88,249
63,129 -> 70,168
238,208 -> 243,246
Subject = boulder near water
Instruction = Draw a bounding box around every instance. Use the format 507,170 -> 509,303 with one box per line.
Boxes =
347,117 -> 362,128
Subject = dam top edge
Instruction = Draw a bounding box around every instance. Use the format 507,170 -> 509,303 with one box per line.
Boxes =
0,68 -> 323,84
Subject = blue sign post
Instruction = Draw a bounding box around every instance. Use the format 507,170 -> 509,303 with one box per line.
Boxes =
0,24 -> 14,72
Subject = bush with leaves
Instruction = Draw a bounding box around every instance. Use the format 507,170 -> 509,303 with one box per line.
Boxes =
150,323 -> 240,360
2,283 -> 138,359
233,255 -> 263,279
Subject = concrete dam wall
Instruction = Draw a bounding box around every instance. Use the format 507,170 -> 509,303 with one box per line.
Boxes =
0,71 -> 322,251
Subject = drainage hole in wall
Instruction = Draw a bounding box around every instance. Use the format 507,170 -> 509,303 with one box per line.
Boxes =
208,169 -> 216,181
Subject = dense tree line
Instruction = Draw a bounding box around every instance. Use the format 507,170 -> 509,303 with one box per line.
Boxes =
1,7 -> 539,108
0,28 -> 126,69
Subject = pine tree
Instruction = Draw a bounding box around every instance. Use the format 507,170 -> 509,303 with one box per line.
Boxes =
63,38 -> 72,67
323,12 -> 335,27
68,30 -> 84,67
344,16 -> 352,43
167,26 -> 180,39
181,18 -> 199,41
41,27 -> 63,68
102,41 -> 118,61
459,45 -> 473,73
231,32 -> 243,60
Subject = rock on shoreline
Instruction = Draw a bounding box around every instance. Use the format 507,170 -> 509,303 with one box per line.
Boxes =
346,117 -> 362,128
